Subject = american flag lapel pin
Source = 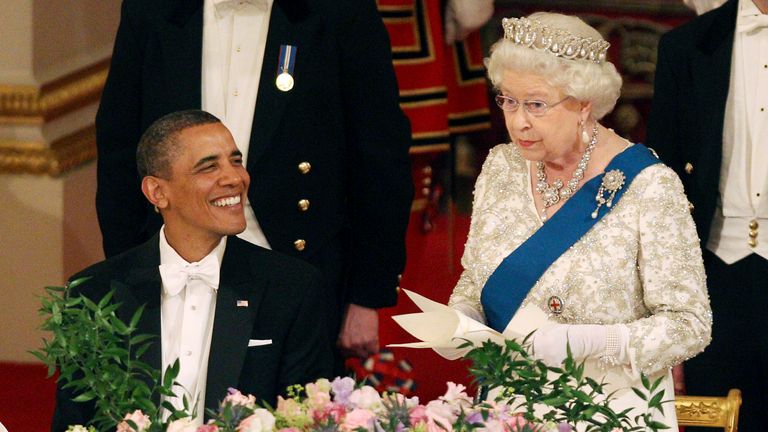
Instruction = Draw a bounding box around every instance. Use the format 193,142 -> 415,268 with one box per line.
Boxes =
237,300 -> 249,307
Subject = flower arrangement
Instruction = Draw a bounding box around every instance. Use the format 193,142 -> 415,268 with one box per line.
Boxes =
36,281 -> 668,432
65,379 -> 567,432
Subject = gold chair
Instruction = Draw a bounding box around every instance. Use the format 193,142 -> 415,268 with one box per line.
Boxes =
675,389 -> 742,432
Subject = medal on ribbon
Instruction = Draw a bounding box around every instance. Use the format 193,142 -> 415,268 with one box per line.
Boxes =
276,44 -> 297,92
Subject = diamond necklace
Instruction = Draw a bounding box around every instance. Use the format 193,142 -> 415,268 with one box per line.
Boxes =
535,124 -> 598,221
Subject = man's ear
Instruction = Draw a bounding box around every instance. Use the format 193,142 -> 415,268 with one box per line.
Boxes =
141,176 -> 169,210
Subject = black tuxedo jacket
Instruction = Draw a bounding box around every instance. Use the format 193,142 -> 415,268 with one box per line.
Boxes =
51,235 -> 332,431
95,0 -> 413,312
646,0 -> 738,246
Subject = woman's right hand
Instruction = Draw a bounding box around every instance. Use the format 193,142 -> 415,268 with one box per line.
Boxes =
532,323 -> 608,367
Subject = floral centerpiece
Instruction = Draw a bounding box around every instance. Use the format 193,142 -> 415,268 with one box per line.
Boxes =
34,281 -> 668,432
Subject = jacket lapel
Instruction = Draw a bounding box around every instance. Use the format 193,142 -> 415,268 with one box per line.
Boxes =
691,0 -> 737,161
247,0 -> 316,170
205,237 -> 267,410
117,235 -> 164,404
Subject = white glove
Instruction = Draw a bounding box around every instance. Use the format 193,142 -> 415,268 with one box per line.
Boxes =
532,324 -> 625,368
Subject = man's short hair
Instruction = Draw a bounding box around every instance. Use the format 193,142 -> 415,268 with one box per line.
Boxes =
136,110 -> 221,179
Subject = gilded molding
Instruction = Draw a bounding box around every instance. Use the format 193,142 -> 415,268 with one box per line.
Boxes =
0,126 -> 96,176
0,59 -> 109,122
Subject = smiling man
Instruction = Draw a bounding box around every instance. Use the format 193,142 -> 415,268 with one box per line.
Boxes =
51,110 -> 332,430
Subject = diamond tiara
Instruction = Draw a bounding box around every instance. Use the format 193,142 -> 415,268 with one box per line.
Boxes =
502,17 -> 610,64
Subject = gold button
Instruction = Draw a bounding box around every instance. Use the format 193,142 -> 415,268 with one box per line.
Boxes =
749,238 -> 758,248
395,286 -> 401,294
688,202 -> 695,214
422,177 -> 432,186
421,187 -> 430,197
293,239 -> 306,251
298,199 -> 310,212
750,220 -> 759,230
749,230 -> 758,238
684,162 -> 694,174
298,161 -> 311,174
421,166 -> 433,175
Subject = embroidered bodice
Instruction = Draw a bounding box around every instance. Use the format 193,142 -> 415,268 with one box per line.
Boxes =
449,143 -> 712,375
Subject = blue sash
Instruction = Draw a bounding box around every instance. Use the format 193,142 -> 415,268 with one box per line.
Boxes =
480,144 -> 660,332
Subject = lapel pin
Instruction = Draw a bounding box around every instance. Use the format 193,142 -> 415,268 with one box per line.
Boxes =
237,300 -> 249,307
276,44 -> 297,92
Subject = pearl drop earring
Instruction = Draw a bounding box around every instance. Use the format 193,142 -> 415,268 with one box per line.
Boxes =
581,120 -> 591,144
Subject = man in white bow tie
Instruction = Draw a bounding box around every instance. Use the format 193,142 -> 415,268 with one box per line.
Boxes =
52,110 -> 333,430
647,1 -> 767,429
95,0 -> 413,371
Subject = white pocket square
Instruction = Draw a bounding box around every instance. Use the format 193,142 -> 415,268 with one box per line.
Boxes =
248,339 -> 272,347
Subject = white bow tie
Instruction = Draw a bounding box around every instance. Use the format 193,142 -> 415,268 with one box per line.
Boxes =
737,13 -> 768,33
213,0 -> 267,16
159,254 -> 221,297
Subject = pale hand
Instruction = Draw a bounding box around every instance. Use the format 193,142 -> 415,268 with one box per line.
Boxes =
338,304 -> 379,358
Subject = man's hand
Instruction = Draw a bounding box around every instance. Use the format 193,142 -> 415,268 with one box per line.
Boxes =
672,363 -> 686,395
338,304 -> 379,358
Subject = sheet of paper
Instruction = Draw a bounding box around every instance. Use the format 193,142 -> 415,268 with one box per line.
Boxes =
388,289 -> 550,360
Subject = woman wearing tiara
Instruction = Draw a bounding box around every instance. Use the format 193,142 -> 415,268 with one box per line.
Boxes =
447,12 -> 712,426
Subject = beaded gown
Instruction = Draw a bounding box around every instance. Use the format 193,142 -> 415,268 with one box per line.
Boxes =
448,142 -> 712,427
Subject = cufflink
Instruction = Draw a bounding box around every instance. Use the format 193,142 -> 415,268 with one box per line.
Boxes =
684,162 -> 693,174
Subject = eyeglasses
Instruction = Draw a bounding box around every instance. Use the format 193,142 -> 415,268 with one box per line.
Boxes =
494,94 -> 572,116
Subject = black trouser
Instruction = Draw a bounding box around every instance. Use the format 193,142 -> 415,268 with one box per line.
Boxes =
684,250 -> 768,432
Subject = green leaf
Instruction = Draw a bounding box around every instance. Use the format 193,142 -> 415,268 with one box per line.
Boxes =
72,391 -> 96,402
631,387 -> 648,401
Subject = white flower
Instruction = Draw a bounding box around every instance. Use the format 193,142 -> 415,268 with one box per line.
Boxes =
425,399 -> 458,429
65,426 -> 94,432
237,408 -> 276,432
439,382 -> 472,409
349,386 -> 382,411
166,417 -> 198,432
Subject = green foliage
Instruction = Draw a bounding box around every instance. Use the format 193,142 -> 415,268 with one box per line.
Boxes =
462,337 -> 670,432
31,278 -> 189,432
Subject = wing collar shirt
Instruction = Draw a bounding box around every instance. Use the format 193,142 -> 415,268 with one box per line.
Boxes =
158,227 -> 227,425
202,0 -> 274,249
708,0 -> 768,263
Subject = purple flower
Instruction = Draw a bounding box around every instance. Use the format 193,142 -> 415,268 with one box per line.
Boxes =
331,377 -> 356,406
465,411 -> 484,424
557,424 -> 573,432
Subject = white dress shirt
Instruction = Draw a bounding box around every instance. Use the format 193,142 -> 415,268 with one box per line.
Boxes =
202,0 -> 274,249
707,0 -> 768,263
159,227 -> 226,424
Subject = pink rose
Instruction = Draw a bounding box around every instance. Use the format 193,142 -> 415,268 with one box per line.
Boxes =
116,410 -> 151,432
224,388 -> 257,410
342,408 -> 376,431
312,403 -> 346,424
196,424 -> 219,432
409,405 -> 428,425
